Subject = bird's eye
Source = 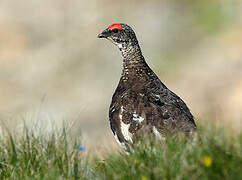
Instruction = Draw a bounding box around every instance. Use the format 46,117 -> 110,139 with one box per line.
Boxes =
113,28 -> 119,33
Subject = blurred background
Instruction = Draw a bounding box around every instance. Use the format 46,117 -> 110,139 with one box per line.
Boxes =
0,0 -> 241,152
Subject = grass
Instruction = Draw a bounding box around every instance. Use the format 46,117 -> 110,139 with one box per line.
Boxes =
0,128 -> 85,179
0,124 -> 241,180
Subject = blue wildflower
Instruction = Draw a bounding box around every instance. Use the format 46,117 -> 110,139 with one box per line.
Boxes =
77,145 -> 86,151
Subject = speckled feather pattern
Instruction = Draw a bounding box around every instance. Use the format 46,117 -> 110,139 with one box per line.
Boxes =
99,23 -> 196,150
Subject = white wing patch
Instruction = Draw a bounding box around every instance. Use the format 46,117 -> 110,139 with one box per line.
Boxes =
152,126 -> 164,140
133,113 -> 144,123
119,106 -> 124,119
119,106 -> 133,143
120,121 -> 133,143
114,133 -> 127,150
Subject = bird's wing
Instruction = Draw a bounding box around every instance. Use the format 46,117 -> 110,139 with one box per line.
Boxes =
109,90 -> 150,148
145,81 -> 196,133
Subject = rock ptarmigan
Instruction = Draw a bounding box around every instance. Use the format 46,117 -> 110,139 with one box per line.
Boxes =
98,23 -> 196,150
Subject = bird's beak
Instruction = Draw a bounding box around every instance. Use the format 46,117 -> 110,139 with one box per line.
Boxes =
97,33 -> 105,38
97,29 -> 110,38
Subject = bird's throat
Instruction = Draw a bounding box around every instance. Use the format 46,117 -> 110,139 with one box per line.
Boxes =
121,44 -> 145,68
119,43 -> 147,80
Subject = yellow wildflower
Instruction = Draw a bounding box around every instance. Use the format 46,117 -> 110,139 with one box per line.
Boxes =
203,156 -> 212,167
141,176 -> 148,180
134,159 -> 140,164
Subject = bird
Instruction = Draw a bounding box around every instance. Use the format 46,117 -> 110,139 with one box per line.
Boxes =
98,23 -> 196,150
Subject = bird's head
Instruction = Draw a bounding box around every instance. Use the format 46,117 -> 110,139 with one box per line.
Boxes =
98,23 -> 138,49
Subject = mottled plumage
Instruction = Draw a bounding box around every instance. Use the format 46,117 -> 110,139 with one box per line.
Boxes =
98,23 -> 196,150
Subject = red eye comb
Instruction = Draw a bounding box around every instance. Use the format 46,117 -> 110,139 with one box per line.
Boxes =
109,23 -> 122,30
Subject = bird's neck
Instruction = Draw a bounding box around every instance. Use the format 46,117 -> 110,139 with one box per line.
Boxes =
119,42 -> 158,85
120,43 -> 145,71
